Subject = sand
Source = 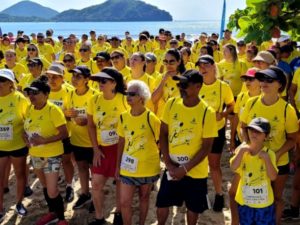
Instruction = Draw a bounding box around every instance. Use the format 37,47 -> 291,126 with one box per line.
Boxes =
1,140 -> 298,225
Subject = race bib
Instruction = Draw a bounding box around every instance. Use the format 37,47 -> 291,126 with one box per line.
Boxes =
75,107 -> 87,117
121,154 -> 138,173
0,125 -> 13,140
170,154 -> 190,165
50,99 -> 63,108
242,183 -> 268,205
101,129 -> 118,145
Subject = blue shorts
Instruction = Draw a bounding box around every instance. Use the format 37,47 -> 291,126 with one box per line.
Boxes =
238,204 -> 275,225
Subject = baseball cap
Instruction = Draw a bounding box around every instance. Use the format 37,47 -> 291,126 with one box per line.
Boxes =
24,77 -> 50,94
46,63 -> 64,76
0,69 -> 15,82
237,40 -> 246,46
223,29 -> 232,33
173,69 -> 203,84
255,66 -> 287,86
28,58 -> 43,67
93,52 -> 111,61
37,33 -> 44,38
195,55 -> 215,66
278,35 -> 290,43
241,67 -> 259,78
90,67 -> 123,82
111,36 -> 120,41
145,52 -> 157,62
252,51 -> 276,64
69,65 -> 91,78
246,117 -> 271,134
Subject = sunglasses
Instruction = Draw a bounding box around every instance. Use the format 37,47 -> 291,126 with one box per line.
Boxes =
0,77 -> 9,82
163,59 -> 176,65
37,36 -> 44,39
98,78 -> 113,84
126,91 -> 139,97
257,77 -> 275,83
27,48 -> 36,51
72,73 -> 84,79
27,63 -> 37,68
176,82 -> 189,89
241,77 -> 256,82
79,49 -> 89,52
111,55 -> 122,60
63,59 -> 73,63
26,90 -> 40,96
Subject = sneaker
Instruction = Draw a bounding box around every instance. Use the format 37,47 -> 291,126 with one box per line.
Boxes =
89,202 -> 95,213
282,206 -> 300,220
15,203 -> 27,216
65,186 -> 74,203
35,212 -> 58,225
113,212 -> 123,225
73,193 -> 91,209
4,187 -> 9,194
213,194 -> 224,212
88,218 -> 106,225
57,220 -> 69,225
24,186 -> 33,197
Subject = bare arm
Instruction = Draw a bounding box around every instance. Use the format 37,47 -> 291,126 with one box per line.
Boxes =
275,132 -> 297,163
115,136 -> 125,179
230,146 -> 248,171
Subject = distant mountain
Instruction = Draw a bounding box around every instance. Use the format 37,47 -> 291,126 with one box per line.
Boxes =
53,0 -> 172,22
1,0 -> 59,19
0,13 -> 47,22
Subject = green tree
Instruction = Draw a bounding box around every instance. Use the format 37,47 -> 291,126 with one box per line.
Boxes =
227,0 -> 300,44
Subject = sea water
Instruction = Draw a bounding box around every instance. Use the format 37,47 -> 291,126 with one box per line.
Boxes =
0,20 -> 223,40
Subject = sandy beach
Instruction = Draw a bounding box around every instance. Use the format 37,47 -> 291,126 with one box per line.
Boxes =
1,138 -> 298,225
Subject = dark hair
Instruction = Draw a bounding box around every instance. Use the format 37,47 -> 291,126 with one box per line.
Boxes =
267,49 -> 277,59
31,75 -> 51,94
165,48 -> 186,74
247,45 -> 259,56
140,31 -> 150,39
269,66 -> 287,93
0,51 -> 4,60
101,67 -> 126,95
180,47 -> 191,56
201,46 -> 213,57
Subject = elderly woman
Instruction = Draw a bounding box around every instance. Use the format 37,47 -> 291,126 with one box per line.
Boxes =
0,69 -> 29,221
240,66 -> 299,225
116,80 -> 161,225
87,67 -> 128,225
23,76 -> 68,225
197,55 -> 235,212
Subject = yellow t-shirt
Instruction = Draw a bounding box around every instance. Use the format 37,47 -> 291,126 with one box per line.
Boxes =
24,101 -> 66,157
48,84 -> 73,110
37,43 -> 55,62
217,59 -> 248,96
76,58 -> 99,75
291,68 -> 300,111
87,93 -> 128,146
19,56 -> 51,72
185,62 -> 195,70
7,63 -> 27,81
0,91 -> 29,151
117,109 -> 161,177
92,44 -> 111,56
154,75 -> 180,117
240,96 -> 299,166
15,48 -> 27,61
232,147 -> 277,208
118,66 -> 131,80
200,79 -> 234,129
18,73 -> 37,91
161,97 -> 218,178
213,50 -> 224,63
67,88 -> 98,147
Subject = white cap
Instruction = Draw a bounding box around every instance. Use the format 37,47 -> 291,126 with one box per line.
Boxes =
278,35 -> 290,43
0,69 -> 15,82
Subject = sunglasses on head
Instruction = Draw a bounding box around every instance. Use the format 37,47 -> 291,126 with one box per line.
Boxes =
241,77 -> 256,82
176,82 -> 189,89
0,77 -> 9,83
27,48 -> 36,51
257,76 -> 275,83
26,89 -> 40,96
111,55 -> 122,60
163,59 -> 176,65
79,48 -> 89,52
126,91 -> 139,97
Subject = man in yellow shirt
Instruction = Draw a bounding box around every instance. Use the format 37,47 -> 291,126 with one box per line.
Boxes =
156,69 -> 218,225
220,29 -> 237,48
36,33 -> 55,63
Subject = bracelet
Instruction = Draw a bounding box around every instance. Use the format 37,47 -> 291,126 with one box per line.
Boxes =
181,164 -> 188,174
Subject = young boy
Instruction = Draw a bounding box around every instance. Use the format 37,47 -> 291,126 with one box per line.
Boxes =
230,117 -> 278,225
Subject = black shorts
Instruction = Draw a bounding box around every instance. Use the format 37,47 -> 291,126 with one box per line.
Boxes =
71,145 -> 93,164
211,126 -> 226,154
278,164 -> 290,175
63,138 -> 73,155
0,147 -> 28,158
156,171 -> 209,214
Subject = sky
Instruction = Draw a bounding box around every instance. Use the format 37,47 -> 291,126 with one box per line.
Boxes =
0,0 -> 247,20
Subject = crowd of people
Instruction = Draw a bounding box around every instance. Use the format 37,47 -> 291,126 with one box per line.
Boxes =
0,27 -> 300,225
